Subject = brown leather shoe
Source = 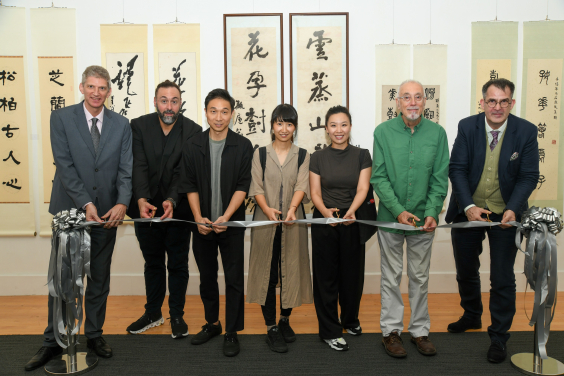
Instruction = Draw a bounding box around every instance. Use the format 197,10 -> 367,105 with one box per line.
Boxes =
411,335 -> 437,356
382,331 -> 407,358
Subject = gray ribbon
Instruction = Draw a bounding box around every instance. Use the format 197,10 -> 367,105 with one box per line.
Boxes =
515,206 -> 561,360
47,209 -> 92,349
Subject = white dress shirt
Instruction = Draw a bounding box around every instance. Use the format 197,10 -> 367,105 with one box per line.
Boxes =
82,102 -> 105,210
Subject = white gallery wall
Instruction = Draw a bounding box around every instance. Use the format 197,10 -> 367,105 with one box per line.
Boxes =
1,0 -> 563,295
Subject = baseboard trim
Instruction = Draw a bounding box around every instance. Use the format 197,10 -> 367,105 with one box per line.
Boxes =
1,271 -> 563,296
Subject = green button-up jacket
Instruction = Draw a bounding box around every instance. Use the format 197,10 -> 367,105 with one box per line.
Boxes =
371,114 -> 449,235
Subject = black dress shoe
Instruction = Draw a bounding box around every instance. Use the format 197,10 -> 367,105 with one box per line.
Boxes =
25,346 -> 63,371
87,337 -> 113,358
447,316 -> 482,333
487,341 -> 507,363
223,332 -> 240,357
191,322 -> 222,345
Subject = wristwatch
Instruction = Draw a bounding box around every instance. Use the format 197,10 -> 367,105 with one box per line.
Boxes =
166,197 -> 177,209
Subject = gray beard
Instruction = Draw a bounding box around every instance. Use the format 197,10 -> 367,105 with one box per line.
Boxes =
157,110 -> 179,125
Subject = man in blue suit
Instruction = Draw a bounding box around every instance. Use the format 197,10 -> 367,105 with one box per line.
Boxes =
446,78 -> 539,363
25,65 -> 132,371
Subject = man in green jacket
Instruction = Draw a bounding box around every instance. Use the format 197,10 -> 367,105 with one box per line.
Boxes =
371,80 -> 449,359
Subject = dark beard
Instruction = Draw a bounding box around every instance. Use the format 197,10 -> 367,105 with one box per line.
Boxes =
157,108 -> 179,125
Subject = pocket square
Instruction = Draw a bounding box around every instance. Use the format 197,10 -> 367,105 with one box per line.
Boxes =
510,152 -> 519,161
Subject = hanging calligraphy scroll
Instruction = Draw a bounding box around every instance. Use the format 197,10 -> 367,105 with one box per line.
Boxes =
30,8 -> 78,236
413,44 -> 447,126
224,14 -> 283,149
375,44 -> 409,125
521,21 -> 564,211
290,13 -> 348,153
101,25 -> 149,121
471,22 -> 518,114
154,24 -> 201,124
0,7 -> 35,236
38,57 -> 75,208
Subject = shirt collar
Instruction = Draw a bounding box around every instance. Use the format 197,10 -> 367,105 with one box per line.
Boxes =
398,112 -> 423,131
83,101 -> 104,125
484,116 -> 507,135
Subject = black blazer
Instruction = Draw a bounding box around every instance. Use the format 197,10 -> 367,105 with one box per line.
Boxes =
178,128 -> 254,238
127,112 -> 202,220
446,112 -> 539,223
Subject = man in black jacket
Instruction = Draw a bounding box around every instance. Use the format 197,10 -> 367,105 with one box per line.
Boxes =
126,80 -> 201,339
179,88 -> 253,357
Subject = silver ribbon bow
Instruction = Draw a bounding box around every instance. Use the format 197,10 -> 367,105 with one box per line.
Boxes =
515,206 -> 562,360
47,209 -> 92,349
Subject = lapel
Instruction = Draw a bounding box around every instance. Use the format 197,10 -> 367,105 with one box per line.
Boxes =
474,113 -> 487,184
148,113 -> 164,170
97,106 -> 113,161
199,129 -> 212,186
498,114 -> 516,179
74,102 -> 96,159
158,115 -> 183,181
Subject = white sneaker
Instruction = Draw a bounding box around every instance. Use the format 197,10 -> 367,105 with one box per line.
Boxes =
346,326 -> 362,336
324,337 -> 349,351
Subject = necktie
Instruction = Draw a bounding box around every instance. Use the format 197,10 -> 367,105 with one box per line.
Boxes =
91,118 -> 100,156
490,130 -> 499,151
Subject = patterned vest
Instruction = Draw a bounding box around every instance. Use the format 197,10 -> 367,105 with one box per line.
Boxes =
472,129 -> 506,214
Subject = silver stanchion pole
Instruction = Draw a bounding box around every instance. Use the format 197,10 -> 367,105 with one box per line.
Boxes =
510,323 -> 564,375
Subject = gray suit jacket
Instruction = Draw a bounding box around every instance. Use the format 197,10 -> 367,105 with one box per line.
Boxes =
49,102 -> 133,215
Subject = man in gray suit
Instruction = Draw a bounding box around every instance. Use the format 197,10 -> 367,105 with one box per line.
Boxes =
25,65 -> 132,371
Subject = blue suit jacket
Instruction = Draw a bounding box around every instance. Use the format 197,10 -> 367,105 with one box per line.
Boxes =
445,112 -> 539,223
49,102 -> 133,216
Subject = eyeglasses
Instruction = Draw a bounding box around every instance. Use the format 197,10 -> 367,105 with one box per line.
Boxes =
485,99 -> 511,108
398,94 -> 424,103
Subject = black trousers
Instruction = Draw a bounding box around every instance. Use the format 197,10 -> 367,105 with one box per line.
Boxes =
44,226 -> 117,346
134,221 -> 191,318
311,208 -> 363,339
192,231 -> 245,333
451,212 -> 518,344
261,225 -> 293,326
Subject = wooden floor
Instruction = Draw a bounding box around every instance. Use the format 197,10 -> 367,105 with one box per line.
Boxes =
3,292 -> 563,336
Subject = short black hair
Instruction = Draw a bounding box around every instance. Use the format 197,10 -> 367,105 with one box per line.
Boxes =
155,79 -> 181,98
325,105 -> 351,127
270,104 -> 298,141
482,78 -> 515,99
204,88 -> 235,111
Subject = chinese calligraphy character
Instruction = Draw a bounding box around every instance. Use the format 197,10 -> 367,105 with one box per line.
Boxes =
308,72 -> 332,103
111,55 -> 139,95
2,124 -> 19,138
2,178 -> 21,190
539,70 -> 550,85
537,175 -> 546,190
388,88 -> 397,101
490,70 -> 498,80
538,97 -> 548,111
425,88 -> 435,100
244,108 -> 266,135
234,113 -> 244,125
423,108 -> 434,120
314,143 -> 328,151
234,100 -> 245,110
537,122 -> 546,138
0,97 -> 17,112
50,96 -> 65,111
386,107 -> 397,120
123,97 -> 131,109
309,117 -> 325,131
246,71 -> 266,98
49,69 -> 64,86
172,59 -> 187,114
0,70 -> 16,85
244,31 -> 268,61
539,148 -> 545,163
306,30 -> 332,60
2,150 -> 20,165
119,108 -> 128,116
